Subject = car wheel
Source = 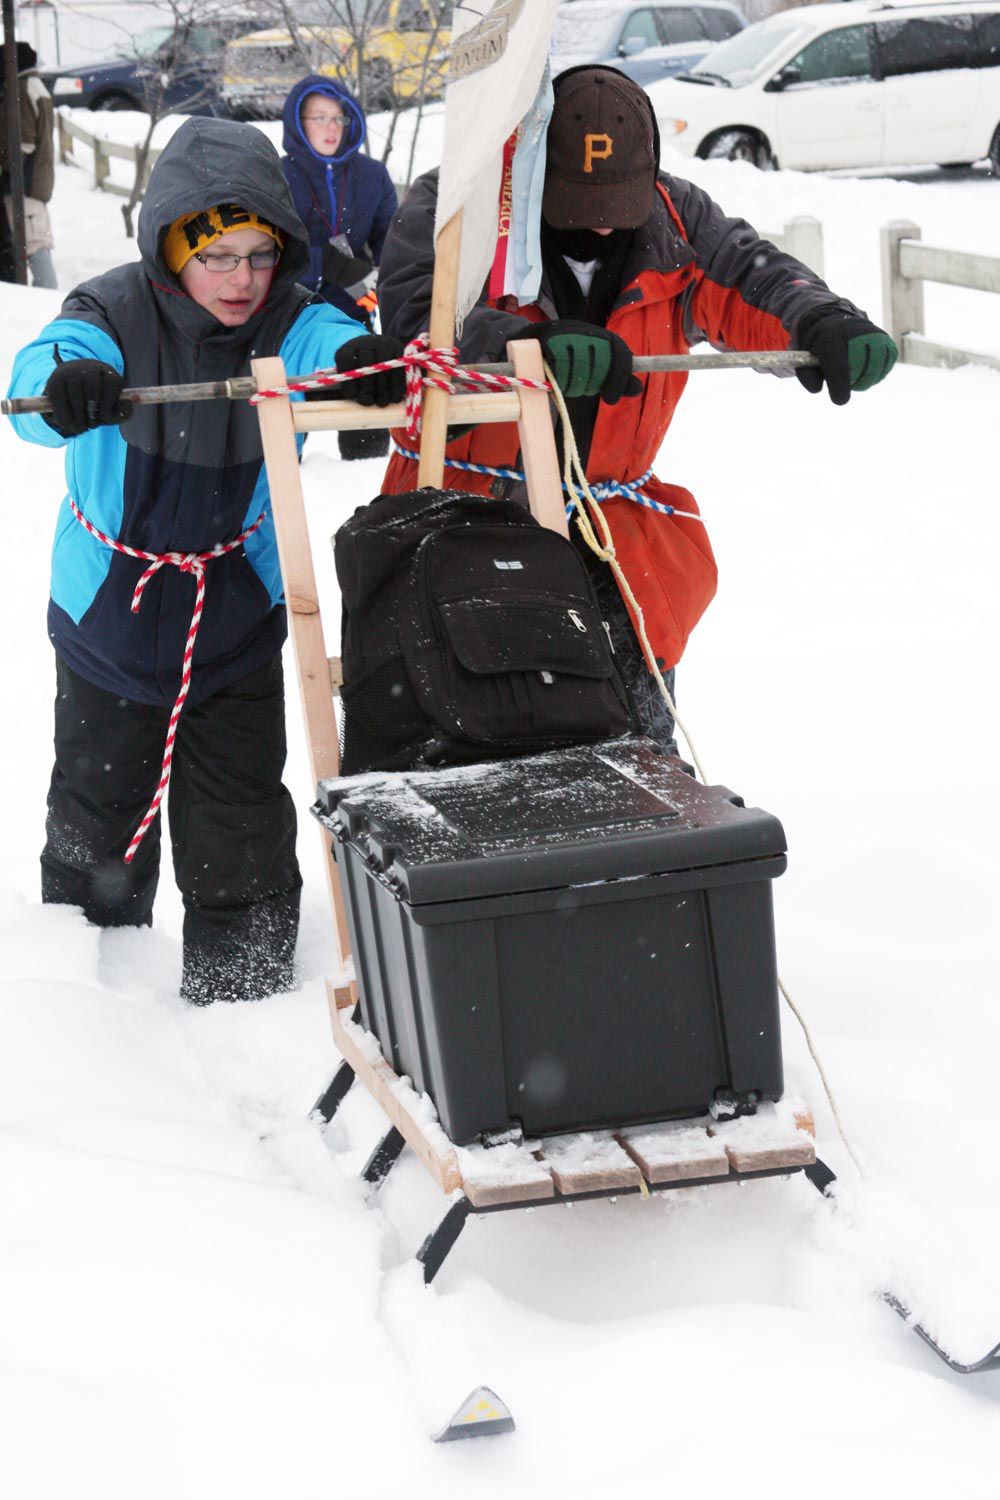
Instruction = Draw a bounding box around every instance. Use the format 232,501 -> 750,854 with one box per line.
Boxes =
92,92 -> 137,112
703,129 -> 769,168
990,127 -> 1000,177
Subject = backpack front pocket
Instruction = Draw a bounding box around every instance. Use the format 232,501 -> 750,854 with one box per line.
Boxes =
409,527 -> 632,750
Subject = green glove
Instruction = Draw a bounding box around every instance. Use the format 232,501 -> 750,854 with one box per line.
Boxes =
796,310 -> 898,405
509,320 -> 640,403
847,330 -> 898,391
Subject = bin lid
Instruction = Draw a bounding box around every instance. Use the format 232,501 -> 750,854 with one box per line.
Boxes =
314,738 -> 786,906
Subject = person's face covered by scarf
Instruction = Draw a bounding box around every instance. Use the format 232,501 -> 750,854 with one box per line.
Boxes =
541,67 -> 657,254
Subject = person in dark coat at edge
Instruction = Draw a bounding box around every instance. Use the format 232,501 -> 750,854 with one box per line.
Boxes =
378,67 -> 897,753
281,73 -> 398,462
5,117 -> 406,1004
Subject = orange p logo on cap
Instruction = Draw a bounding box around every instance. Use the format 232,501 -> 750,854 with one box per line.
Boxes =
583,132 -> 613,173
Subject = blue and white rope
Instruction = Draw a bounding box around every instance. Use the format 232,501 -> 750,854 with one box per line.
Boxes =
392,446 -> 704,524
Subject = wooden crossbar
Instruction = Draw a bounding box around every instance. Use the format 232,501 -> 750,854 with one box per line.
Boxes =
291,389 -> 523,432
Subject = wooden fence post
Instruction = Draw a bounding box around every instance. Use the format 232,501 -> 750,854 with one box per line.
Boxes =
57,111 -> 71,165
882,220 -> 924,355
783,216 -> 824,281
93,136 -> 109,191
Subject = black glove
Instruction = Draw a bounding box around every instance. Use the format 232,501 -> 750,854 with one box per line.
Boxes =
43,348 -> 133,437
315,334 -> 406,408
508,319 -> 640,403
795,309 -> 898,406
322,242 -> 377,298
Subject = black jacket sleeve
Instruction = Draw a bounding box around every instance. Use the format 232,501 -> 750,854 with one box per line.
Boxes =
661,172 -> 865,350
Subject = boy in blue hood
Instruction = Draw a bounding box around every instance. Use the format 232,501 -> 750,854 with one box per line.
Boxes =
281,74 -> 398,460
6,117 -> 405,1005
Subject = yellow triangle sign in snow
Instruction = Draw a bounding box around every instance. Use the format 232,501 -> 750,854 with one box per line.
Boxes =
434,1386 -> 515,1442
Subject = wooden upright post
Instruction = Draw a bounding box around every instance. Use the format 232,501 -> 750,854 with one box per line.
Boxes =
417,209 -> 463,488
251,356 -> 354,994
509,338 -> 567,538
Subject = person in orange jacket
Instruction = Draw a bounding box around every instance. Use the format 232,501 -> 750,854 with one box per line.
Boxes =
377,66 -> 896,751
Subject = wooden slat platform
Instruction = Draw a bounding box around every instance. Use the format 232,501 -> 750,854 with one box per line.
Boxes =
326,985 -> 816,1208
707,1103 -> 817,1173
457,1142 -> 556,1209
539,1131 -> 644,1195
619,1118 -> 731,1184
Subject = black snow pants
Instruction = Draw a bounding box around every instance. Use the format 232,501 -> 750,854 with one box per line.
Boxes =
42,654 -> 302,1003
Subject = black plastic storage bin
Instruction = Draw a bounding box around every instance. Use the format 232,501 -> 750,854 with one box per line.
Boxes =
314,738 -> 787,1146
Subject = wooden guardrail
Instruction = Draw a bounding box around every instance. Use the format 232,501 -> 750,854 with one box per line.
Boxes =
54,107 -> 825,281
56,108 -> 161,199
882,220 -> 1000,374
54,104 -> 828,274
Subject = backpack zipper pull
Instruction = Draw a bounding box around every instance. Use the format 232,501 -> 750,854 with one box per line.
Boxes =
568,608 -> 587,634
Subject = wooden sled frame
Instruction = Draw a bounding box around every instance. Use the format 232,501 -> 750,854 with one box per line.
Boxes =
252,338 -> 819,1280
252,336 -> 565,988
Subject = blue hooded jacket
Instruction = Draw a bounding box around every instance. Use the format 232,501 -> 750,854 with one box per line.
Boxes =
280,75 -> 398,320
6,117 -> 361,707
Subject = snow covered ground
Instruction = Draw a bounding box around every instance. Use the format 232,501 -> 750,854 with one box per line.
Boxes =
2,129 -> 1000,1498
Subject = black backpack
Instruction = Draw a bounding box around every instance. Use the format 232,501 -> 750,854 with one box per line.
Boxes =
333,488 -> 637,775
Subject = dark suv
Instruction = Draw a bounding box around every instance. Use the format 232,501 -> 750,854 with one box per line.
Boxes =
39,18 -> 262,114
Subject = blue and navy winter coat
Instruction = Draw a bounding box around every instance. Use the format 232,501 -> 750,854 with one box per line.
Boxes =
6,116 -> 361,706
280,75 -> 398,320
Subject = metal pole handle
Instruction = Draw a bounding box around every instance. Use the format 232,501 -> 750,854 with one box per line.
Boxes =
0,349 -> 819,418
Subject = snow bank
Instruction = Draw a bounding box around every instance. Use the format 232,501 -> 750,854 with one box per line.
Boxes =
2,133 -> 1000,1499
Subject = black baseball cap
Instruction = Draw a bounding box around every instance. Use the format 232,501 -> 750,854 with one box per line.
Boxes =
543,67 -> 656,231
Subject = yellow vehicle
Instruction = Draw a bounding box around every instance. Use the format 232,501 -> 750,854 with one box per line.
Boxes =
221,0 -> 450,118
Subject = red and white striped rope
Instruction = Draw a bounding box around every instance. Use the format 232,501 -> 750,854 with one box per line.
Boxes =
250,333 -> 549,442
68,496 -> 266,865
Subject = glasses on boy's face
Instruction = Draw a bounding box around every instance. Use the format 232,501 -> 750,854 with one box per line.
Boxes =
193,248 -> 282,273
302,112 -> 349,128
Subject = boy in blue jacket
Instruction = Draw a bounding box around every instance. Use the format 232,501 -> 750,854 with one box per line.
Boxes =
6,117 -> 404,1004
281,74 -> 398,460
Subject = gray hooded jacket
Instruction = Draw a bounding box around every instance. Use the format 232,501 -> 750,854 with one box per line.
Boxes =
8,117 -> 359,704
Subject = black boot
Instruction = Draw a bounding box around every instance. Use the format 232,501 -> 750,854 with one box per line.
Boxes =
180,890 -> 300,1004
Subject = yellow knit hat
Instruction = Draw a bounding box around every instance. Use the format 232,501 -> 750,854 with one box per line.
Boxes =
162,204 -> 284,274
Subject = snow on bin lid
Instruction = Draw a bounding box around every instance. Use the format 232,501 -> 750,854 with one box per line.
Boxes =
314,737 -> 787,906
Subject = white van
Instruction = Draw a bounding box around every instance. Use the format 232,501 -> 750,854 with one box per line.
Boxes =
648,0 -> 1000,171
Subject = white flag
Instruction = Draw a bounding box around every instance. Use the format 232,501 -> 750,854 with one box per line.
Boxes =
437,0 -> 562,325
